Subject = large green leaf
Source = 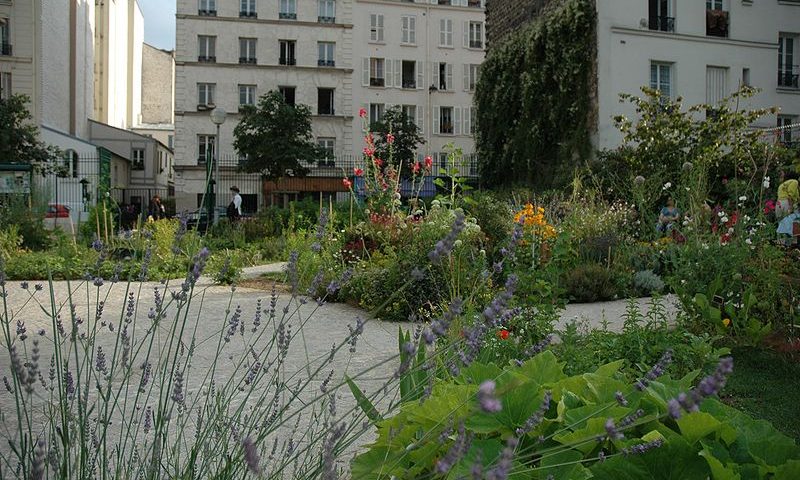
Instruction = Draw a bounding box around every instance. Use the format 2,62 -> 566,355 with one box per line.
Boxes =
515,350 -> 566,385
447,438 -> 504,479
775,460 -> 800,479
538,448 -> 593,480
553,417 -> 608,454
467,381 -> 548,435
677,412 -> 723,445
590,434 -> 710,479
699,446 -> 741,480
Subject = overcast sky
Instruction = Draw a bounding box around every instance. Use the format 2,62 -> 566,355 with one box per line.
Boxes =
139,0 -> 176,51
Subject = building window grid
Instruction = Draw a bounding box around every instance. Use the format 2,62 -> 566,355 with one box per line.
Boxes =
318,0 -> 335,23
402,15 -> 416,45
440,107 -> 454,134
240,38 -> 257,64
0,72 -> 10,99
369,103 -> 385,125
0,18 -> 9,56
279,86 -> 296,105
280,0 -> 297,19
466,64 -> 480,91
438,62 -> 453,91
778,115 -> 797,145
402,105 -> 416,125
779,35 -> 798,89
132,149 -> 145,171
318,88 -> 335,115
318,42 -> 335,67
198,36 -> 216,62
370,14 -> 384,42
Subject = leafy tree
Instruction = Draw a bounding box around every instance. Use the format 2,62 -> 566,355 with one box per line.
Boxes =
0,94 -> 61,165
233,90 -> 323,181
372,106 -> 425,175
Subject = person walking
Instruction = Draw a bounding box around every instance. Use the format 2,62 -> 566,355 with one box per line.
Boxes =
227,186 -> 242,222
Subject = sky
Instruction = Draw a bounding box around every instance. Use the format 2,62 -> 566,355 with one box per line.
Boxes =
139,0 -> 176,51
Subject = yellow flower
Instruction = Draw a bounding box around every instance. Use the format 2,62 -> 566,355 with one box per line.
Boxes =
722,318 -> 731,327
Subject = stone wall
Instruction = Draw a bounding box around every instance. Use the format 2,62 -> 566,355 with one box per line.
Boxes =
486,0 -> 557,47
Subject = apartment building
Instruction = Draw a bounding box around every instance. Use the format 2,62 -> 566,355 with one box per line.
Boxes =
353,0 -> 486,171
487,0 -> 800,150
132,43 -> 177,150
174,0 -> 486,212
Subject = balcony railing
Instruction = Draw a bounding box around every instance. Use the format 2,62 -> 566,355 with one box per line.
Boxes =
469,40 -> 483,49
239,57 -> 257,64
402,80 -> 416,89
318,108 -> 335,115
369,77 -> 385,87
198,9 -> 217,16
279,12 -> 297,20
706,9 -> 728,38
279,57 -> 296,66
317,59 -> 335,67
239,11 -> 257,18
318,16 -> 335,23
778,68 -> 800,89
648,16 -> 675,32
0,43 -> 11,56
198,55 -> 216,63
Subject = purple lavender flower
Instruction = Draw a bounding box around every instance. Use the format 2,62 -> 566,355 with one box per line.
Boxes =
604,417 -> 624,440
321,422 -> 346,480
224,305 -> 243,342
668,357 -> 733,418
515,335 -> 554,366
172,370 -> 184,404
516,390 -> 552,436
436,423 -> 472,474
347,317 -> 366,353
428,211 -> 466,264
31,437 -> 46,480
90,276 -> 102,288
635,349 -> 673,391
143,406 -> 152,434
615,391 -> 629,407
424,297 -> 464,346
617,409 -> 644,429
3,376 -> 13,393
486,437 -> 518,480
477,381 -> 502,413
64,369 -> 75,399
95,347 -> 107,374
242,436 -> 262,474
286,251 -> 300,295
91,238 -> 104,252
622,438 -> 664,456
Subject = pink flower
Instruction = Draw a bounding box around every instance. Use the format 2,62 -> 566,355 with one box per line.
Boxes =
354,168 -> 364,177
424,156 -> 433,170
374,158 -> 383,168
359,108 -> 367,118
386,133 -> 395,144
342,178 -> 352,189
363,147 -> 374,157
413,162 -> 421,174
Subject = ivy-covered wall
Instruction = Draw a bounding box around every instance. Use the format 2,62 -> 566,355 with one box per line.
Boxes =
475,0 -> 597,189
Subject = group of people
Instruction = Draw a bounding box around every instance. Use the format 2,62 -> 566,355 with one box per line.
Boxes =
142,186 -> 243,224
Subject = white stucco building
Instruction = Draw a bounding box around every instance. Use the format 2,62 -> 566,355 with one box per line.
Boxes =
173,0 -> 486,212
132,43 -> 177,150
597,0 -> 800,148
353,0 -> 485,171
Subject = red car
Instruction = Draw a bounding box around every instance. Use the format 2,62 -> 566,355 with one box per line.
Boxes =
45,204 -> 71,218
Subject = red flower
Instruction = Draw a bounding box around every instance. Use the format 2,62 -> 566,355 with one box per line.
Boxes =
413,162 -> 421,174
359,108 -> 367,118
342,178 -> 352,189
354,168 -> 364,177
363,147 -> 374,157
386,133 -> 395,144
497,329 -> 509,340
374,158 -> 383,168
424,156 -> 433,170
764,199 -> 776,214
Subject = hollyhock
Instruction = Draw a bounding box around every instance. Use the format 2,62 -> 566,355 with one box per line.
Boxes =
359,107 -> 367,118
413,162 -> 421,174
386,133 -> 395,144
354,167 -> 364,176
424,156 -> 433,170
342,178 -> 352,189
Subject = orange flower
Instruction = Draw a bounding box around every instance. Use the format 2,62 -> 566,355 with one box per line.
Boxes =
497,329 -> 509,340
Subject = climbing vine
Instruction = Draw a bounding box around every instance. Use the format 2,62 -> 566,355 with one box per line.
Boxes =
475,0 -> 596,189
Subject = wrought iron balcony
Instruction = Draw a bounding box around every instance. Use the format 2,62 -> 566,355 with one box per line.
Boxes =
369,78 -> 385,87
198,9 -> 217,16
239,57 -> 257,64
402,80 -> 416,89
318,16 -> 335,24
778,68 -> 799,89
0,43 -> 11,56
198,55 -> 216,63
279,12 -> 297,20
469,40 -> 483,49
239,11 -> 257,18
648,16 -> 675,32
279,57 -> 296,66
317,59 -> 335,67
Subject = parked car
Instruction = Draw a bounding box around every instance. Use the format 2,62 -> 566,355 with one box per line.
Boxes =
45,204 -> 71,218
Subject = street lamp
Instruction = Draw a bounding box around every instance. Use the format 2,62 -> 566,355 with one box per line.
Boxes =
210,107 -> 226,224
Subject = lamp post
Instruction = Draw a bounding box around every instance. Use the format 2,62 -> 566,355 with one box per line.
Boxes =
210,107 -> 226,225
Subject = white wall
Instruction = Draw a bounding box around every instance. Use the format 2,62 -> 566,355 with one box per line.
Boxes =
596,0 -> 800,150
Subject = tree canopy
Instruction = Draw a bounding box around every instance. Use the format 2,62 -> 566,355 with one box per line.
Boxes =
0,94 -> 61,165
233,90 -> 323,181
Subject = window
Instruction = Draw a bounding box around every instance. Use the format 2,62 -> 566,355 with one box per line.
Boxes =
198,83 -> 215,106
318,88 -> 335,115
402,61 -> 417,89
439,107 -> 454,134
467,21 -> 484,49
778,115 -> 797,145
437,62 -> 453,91
401,105 -> 416,125
317,137 -> 335,164
778,35 -> 798,89
706,0 -> 723,9
279,86 -> 296,105
370,58 -> 385,87
239,38 -> 256,64
464,64 -> 480,91
199,0 -> 217,15
0,72 -> 10,99
742,68 -> 750,87
439,19 -> 453,47
280,0 -> 297,19
280,40 -> 296,65
370,14 -> 384,42
132,148 -> 145,170
168,135 -> 174,150
706,66 -> 727,118
318,42 -> 335,67
401,15 -> 416,45
648,0 -> 674,32
318,0 -> 335,23
240,0 -> 256,17
0,18 -> 9,56
706,0 -> 728,38
369,103 -> 385,125
198,36 -> 216,62
650,62 -> 672,99
239,85 -> 256,107
198,135 -> 216,163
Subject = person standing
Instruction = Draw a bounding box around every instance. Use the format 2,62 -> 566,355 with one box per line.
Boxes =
148,195 -> 166,220
776,171 -> 799,219
227,186 -> 242,221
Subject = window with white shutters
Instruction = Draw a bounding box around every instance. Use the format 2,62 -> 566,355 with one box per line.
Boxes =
439,107 -> 454,134
439,19 -> 453,47
370,14 -> 385,42
437,63 -> 453,91
706,66 -> 728,106
402,105 -> 416,125
463,64 -> 480,91
369,58 -> 385,87
402,16 -> 416,45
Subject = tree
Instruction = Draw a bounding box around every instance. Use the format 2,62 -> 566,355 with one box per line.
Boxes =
372,106 -> 425,176
233,90 -> 323,181
0,94 -> 61,165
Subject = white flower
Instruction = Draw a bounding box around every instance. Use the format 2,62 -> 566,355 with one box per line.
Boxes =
721,216 -> 729,223
718,211 -> 725,218
745,238 -> 753,245
738,195 -> 747,202
743,215 -> 751,223
479,249 -> 486,256
454,240 -> 463,248
662,182 -> 672,190
763,177 -> 770,189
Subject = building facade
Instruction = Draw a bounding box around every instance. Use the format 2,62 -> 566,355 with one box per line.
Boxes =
486,0 -> 800,150
132,43 -> 177,151
173,0 -> 486,213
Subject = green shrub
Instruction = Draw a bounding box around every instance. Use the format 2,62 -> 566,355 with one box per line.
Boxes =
562,263 -> 619,303
633,270 -> 665,296
0,226 -> 22,261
